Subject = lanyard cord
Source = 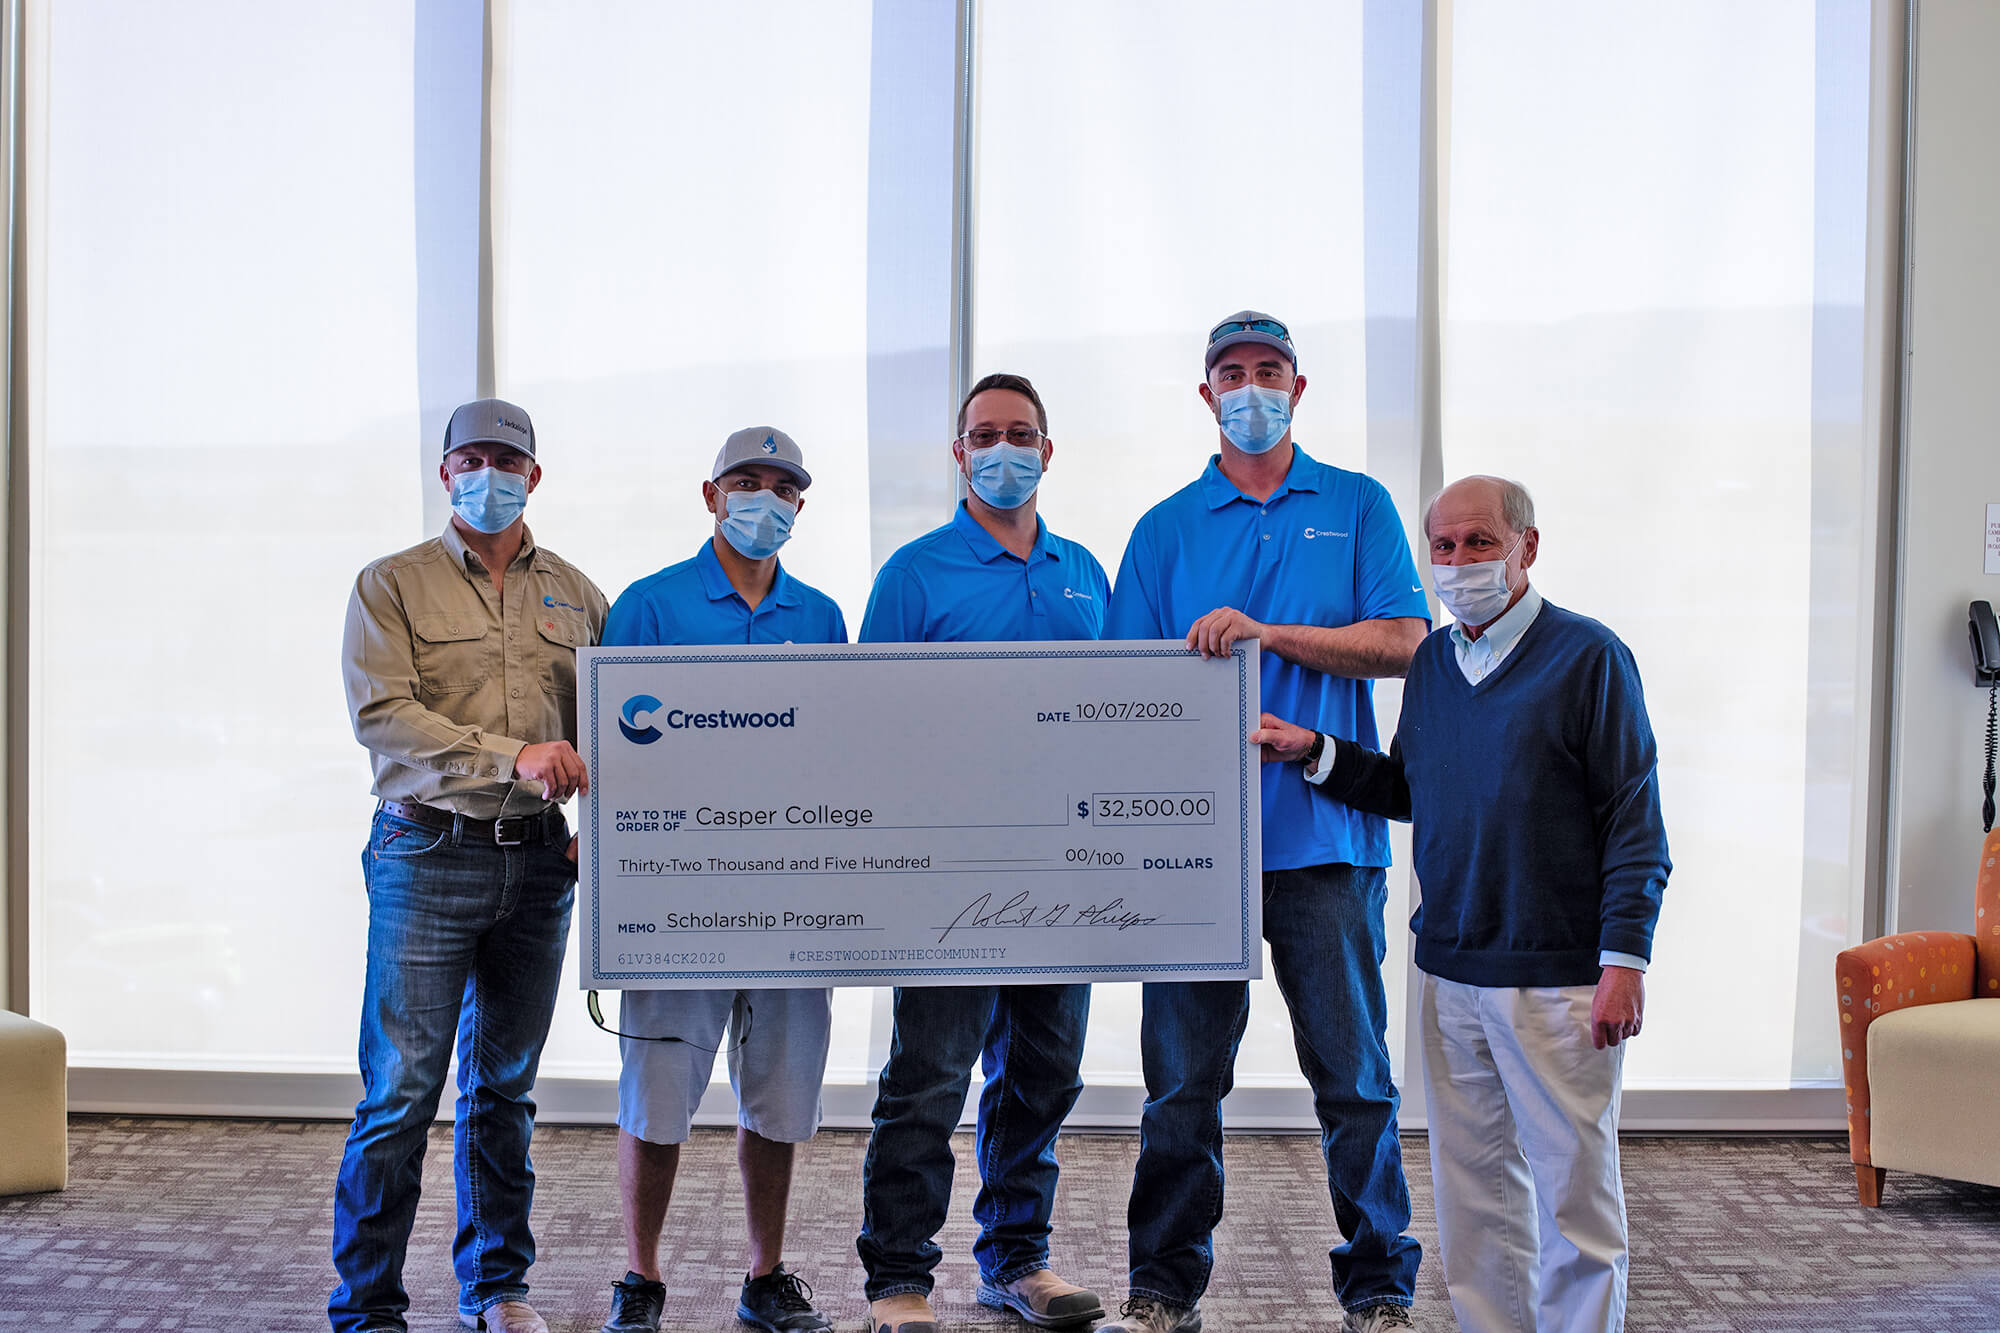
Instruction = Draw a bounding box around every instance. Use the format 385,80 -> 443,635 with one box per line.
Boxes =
585,990 -> 754,1054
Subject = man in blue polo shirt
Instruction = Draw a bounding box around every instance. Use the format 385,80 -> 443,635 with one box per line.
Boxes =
857,373 -> 1110,1333
594,428 -> 845,1333
1100,313 -> 1430,1333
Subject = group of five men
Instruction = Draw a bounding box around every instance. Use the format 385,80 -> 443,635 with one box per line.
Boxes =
336,311 -> 1670,1333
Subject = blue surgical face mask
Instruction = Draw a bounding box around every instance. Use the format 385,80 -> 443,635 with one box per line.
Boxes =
717,488 -> 797,560
1432,534 -> 1524,626
449,466 -> 530,534
1216,383 -> 1293,454
964,440 -> 1045,510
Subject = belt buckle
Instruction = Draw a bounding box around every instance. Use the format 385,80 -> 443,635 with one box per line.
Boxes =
492,816 -> 530,846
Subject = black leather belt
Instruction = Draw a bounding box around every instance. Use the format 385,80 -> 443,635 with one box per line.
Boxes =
379,799 -> 565,847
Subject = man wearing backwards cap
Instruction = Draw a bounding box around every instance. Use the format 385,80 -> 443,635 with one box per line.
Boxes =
594,427 -> 846,1333
334,398 -> 608,1333
1100,315 -> 1430,1333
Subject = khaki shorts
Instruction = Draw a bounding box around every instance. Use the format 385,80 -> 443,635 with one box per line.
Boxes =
615,986 -> 833,1145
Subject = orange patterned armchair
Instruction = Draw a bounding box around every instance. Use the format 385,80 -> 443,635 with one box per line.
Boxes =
1834,826 -> 2000,1205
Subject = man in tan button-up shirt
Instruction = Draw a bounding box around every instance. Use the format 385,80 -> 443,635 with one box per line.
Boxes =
331,398 -> 607,1333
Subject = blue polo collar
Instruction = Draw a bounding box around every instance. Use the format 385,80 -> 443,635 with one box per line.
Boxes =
696,538 -> 802,609
1197,445 -> 1331,510
952,501 -> 1058,565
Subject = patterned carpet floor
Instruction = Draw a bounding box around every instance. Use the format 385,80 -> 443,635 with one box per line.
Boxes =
2,1118 -> 1997,1331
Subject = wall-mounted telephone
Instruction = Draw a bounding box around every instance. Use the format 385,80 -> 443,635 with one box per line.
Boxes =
1973,600 -> 1998,832
1974,600 -> 2000,686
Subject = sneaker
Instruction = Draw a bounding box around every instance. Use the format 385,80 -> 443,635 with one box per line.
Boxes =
976,1270 -> 1106,1328
867,1292 -> 940,1333
600,1271 -> 667,1333
1341,1304 -> 1415,1333
1097,1296 -> 1203,1333
461,1302 -> 550,1333
738,1264 -> 833,1333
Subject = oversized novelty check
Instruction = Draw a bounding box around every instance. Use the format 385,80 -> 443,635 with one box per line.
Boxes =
579,641 -> 1262,989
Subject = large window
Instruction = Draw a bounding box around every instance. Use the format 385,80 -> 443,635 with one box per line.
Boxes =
22,0 -> 1885,1117
1440,0 -> 1874,1087
493,0 -> 881,1085
29,0 -> 420,1069
971,0 -> 1396,1088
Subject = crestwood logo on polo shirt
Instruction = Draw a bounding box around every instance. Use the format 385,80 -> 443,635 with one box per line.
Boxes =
1302,528 -> 1348,540
1063,587 -> 1094,600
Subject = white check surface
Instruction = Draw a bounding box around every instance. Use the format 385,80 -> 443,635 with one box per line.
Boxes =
580,641 -> 1262,988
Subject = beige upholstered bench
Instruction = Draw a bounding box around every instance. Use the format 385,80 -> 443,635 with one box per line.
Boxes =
0,1009 -> 67,1195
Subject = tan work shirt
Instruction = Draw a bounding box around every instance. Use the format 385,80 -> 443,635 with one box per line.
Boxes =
342,522 -> 608,820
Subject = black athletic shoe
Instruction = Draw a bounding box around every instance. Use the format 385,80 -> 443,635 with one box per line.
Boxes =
737,1264 -> 833,1333
600,1271 -> 666,1333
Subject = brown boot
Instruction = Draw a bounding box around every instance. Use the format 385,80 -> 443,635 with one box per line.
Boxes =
868,1292 -> 940,1333
977,1271 -> 1106,1328
1097,1297 -> 1203,1333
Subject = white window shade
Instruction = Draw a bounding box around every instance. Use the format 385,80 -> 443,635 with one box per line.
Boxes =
493,0 -> 876,626
494,0 -> 879,1080
1440,0 -> 1870,1088
973,0 -> 1382,1088
29,0 -> 421,1068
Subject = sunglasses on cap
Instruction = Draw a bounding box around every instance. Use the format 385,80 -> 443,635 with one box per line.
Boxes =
1207,316 -> 1293,346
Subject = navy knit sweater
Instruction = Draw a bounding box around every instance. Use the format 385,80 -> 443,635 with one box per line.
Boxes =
1323,600 -> 1670,988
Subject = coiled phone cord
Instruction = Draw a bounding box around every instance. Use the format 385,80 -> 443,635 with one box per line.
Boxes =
1984,680 -> 1997,834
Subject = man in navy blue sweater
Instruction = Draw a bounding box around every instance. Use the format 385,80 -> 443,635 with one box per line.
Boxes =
1254,475 -> 1669,1333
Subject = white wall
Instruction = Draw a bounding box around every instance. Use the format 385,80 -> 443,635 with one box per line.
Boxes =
1888,0 -> 2000,933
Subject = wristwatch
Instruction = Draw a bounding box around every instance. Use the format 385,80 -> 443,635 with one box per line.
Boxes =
1303,731 -> 1326,772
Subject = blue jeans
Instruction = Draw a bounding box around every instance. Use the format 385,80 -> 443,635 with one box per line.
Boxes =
857,983 -> 1090,1299
1127,863 -> 1421,1311
328,807 -> 574,1333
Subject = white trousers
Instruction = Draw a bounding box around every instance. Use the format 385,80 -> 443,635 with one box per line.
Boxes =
1420,973 -> 1628,1333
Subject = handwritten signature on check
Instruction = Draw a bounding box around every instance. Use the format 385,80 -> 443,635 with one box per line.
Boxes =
938,890 -> 1161,944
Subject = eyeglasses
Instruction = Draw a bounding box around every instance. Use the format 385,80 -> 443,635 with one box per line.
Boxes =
958,427 -> 1046,449
1206,316 -> 1293,346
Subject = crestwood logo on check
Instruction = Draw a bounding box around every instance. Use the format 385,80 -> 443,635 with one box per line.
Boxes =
618,694 -> 664,745
619,695 -> 798,744
581,642 -> 1263,990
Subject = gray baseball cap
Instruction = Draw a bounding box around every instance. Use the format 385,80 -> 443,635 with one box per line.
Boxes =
1204,310 -> 1298,372
443,397 -> 536,459
711,426 -> 812,490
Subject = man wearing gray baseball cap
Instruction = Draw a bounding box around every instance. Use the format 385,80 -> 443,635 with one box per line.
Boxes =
593,426 -> 846,1333
334,397 -> 608,1333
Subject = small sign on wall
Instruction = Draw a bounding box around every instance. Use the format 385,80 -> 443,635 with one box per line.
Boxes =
1989,503 -> 2000,575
